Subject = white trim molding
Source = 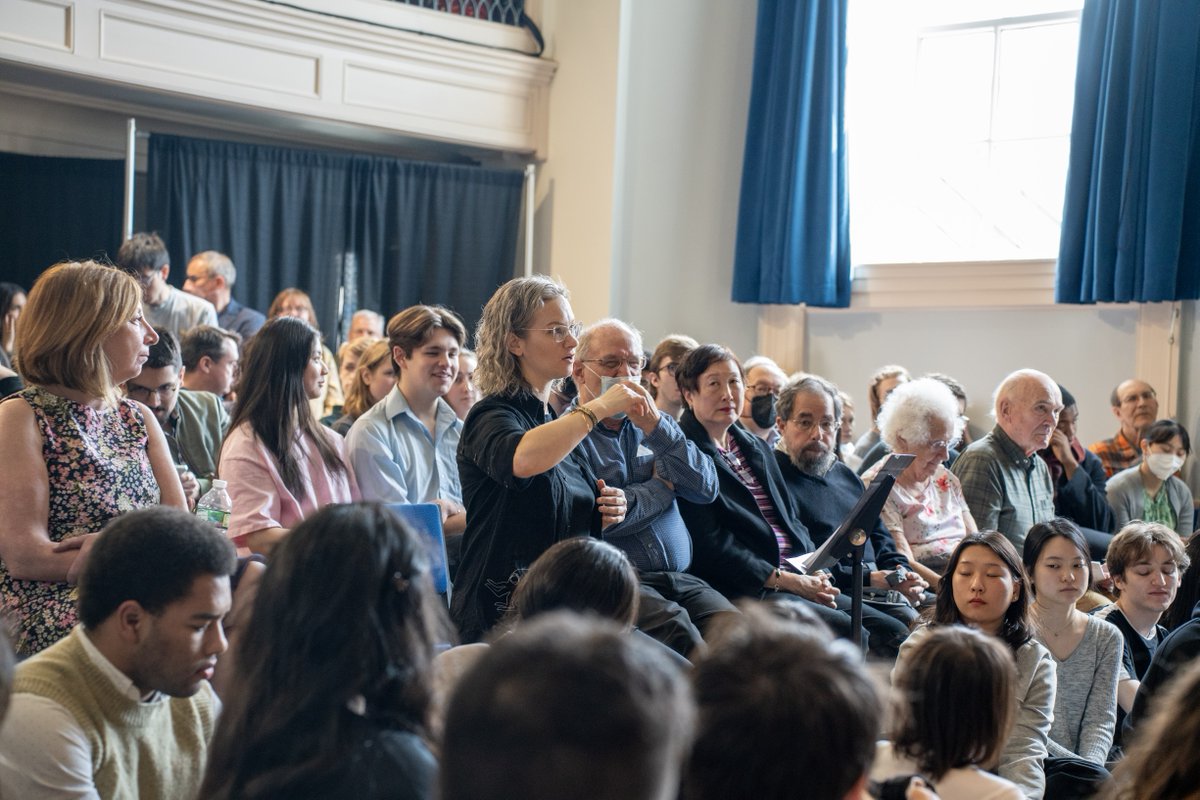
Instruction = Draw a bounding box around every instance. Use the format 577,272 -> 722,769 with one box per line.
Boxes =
0,0 -> 555,156
850,259 -> 1056,309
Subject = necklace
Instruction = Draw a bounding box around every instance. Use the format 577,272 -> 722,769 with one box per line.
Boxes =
1037,610 -> 1079,638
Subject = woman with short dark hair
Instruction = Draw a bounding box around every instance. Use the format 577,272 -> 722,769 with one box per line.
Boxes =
1106,419 -> 1194,538
877,625 -> 1022,799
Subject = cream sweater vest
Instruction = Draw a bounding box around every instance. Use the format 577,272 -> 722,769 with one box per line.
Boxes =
13,628 -> 215,800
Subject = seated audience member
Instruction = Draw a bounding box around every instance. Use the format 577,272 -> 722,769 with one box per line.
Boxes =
219,317 -> 359,555
440,612 -> 693,800
1090,379 -> 1160,478
1124,583 -> 1200,736
951,369 -> 1061,551
126,327 -> 229,506
837,389 -> 862,469
268,287 -> 343,421
859,372 -> 970,474
348,308 -> 385,342
898,532 -> 1054,800
346,305 -> 467,539
332,338 -> 396,435
182,250 -> 265,340
862,377 -> 976,589
116,232 -> 218,340
0,506 -> 235,799
0,281 -> 26,370
1024,520 -> 1121,771
1106,419 -> 1195,539
570,319 -> 735,657
1103,659 -> 1200,800
876,626 -> 1022,800
1037,385 -> 1115,551
446,348 -> 480,421
180,325 -> 241,401
853,364 -> 910,459
775,375 -> 925,645
200,503 -> 448,800
451,277 -> 638,642
1091,523 -> 1188,742
430,537 -> 651,742
0,261 -> 185,656
684,607 -> 879,800
646,334 -> 699,420
332,335 -> 382,422
1163,532 -> 1200,632
674,346 -> 875,651
738,355 -> 788,447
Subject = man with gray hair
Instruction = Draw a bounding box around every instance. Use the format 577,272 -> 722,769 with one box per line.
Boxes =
951,369 -> 1063,550
740,355 -> 788,448
348,309 -> 385,342
570,318 -> 735,657
774,374 -> 925,655
183,250 -> 265,341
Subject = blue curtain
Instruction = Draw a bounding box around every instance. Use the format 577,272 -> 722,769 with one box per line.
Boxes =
148,134 -> 524,340
731,0 -> 850,308
1056,0 -> 1200,303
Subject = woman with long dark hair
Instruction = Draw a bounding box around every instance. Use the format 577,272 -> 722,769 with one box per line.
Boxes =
897,531 -> 1054,799
268,287 -> 343,421
219,316 -> 358,555
201,503 -> 449,800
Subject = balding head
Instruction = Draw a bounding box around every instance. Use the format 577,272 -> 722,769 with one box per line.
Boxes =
993,369 -> 1063,455
1110,378 -> 1159,440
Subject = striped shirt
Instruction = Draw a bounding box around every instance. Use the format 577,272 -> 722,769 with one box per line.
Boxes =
720,437 -> 792,564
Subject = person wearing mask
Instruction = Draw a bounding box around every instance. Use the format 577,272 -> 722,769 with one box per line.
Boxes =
1106,419 -> 1193,539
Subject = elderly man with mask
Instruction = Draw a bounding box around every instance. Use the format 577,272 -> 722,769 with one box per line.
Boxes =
951,369 -> 1063,551
773,375 -> 926,651
570,319 -> 735,658
739,355 -> 788,448
1090,379 -> 1160,478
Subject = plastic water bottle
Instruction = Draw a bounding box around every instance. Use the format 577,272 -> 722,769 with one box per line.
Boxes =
195,479 -> 232,536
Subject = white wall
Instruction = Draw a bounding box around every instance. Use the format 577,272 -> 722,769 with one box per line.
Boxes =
608,0 -> 760,355
805,305 -> 1140,451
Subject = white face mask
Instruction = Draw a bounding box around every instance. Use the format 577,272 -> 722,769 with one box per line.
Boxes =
1145,452 -> 1184,480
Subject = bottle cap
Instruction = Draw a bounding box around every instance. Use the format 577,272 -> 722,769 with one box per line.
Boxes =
212,479 -> 228,489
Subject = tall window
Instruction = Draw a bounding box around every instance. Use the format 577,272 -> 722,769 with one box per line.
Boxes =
847,0 -> 1083,265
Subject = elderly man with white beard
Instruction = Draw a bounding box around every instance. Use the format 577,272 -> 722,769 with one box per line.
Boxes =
773,375 -> 926,654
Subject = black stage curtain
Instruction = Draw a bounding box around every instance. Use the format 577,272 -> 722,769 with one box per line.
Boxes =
0,152 -> 124,290
147,134 -> 523,342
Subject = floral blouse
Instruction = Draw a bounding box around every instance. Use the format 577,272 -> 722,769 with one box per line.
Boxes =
0,386 -> 159,655
863,462 -> 972,567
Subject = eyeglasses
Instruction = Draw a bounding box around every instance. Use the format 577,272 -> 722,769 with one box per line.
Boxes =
789,418 -> 838,434
126,382 -> 179,400
521,323 -> 582,343
657,363 -> 679,376
133,271 -> 156,288
924,438 -> 960,451
583,356 -> 648,372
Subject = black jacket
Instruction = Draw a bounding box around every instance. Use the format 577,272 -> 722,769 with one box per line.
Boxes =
676,410 -> 815,599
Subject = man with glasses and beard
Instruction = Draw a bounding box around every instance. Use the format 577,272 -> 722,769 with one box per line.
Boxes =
774,374 -> 926,655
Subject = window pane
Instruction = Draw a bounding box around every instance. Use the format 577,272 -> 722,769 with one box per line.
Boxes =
917,31 -> 996,142
994,22 -> 1080,139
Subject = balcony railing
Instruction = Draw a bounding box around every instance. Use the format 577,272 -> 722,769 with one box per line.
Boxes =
390,0 -> 526,27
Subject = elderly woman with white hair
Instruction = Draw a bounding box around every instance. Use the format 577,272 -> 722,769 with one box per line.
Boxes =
861,378 -> 976,589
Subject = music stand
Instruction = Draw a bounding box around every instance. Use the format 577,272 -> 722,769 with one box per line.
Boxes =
786,453 -> 913,654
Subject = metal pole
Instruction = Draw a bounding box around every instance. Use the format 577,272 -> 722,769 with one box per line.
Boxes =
122,118 -> 137,240
523,163 -> 536,277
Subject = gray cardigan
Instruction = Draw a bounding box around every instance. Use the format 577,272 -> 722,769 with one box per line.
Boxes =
1106,466 -> 1194,538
